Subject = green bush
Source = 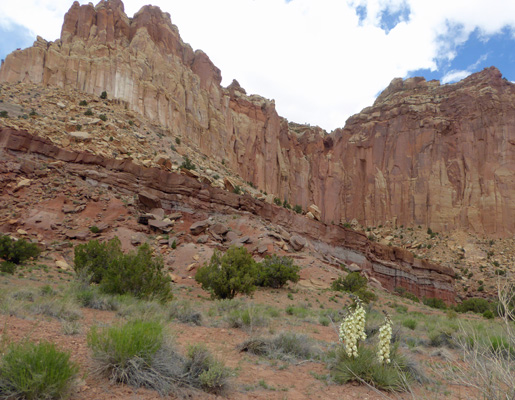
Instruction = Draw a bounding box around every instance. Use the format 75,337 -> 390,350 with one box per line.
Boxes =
100,91 -> 107,100
354,288 -> 378,303
422,297 -> 447,310
0,234 -> 40,265
0,111 -> 8,118
99,114 -> 107,122
79,100 -> 88,106
100,243 -> 172,302
394,287 -> 420,303
0,340 -> 79,400
273,197 -> 282,206
256,255 -> 300,288
74,238 -> 172,302
402,318 -> 417,330
332,272 -> 367,293
331,272 -> 375,302
293,205 -> 303,214
0,261 -> 17,274
84,108 -> 93,116
74,237 -> 122,284
180,156 -> 196,170
195,247 -> 258,299
455,297 -> 492,314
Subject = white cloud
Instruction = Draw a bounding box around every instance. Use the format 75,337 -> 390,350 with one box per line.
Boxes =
441,69 -> 471,84
1,0 -> 515,131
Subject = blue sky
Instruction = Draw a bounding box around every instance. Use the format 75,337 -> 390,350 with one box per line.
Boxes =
1,0 -> 515,131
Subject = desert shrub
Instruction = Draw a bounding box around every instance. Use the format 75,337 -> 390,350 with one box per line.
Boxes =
195,246 -> 258,299
239,331 -> 321,361
394,287 -> 420,303
0,234 -> 41,265
455,297 -> 492,315
168,300 -> 203,326
225,304 -> 270,331
84,108 -> 93,116
423,297 -> 447,310
100,243 -> 172,302
332,272 -> 367,293
184,344 -> 231,395
75,287 -> 119,311
293,204 -> 303,214
0,261 -> 16,274
74,237 -> 122,283
79,100 -> 88,106
180,156 -> 196,170
402,318 -> 417,330
74,239 -> 171,302
428,328 -> 455,348
256,255 -> 300,288
273,197 -> 282,206
483,309 -> 495,319
89,322 -> 231,397
0,340 -> 79,400
100,91 -> 107,99
88,320 -> 172,393
285,304 -> 310,318
354,287 -> 378,303
99,114 -> 107,122
0,111 -> 8,118
331,272 -> 376,302
330,346 -> 413,391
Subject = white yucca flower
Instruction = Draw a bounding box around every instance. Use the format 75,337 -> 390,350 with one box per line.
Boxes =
339,299 -> 367,358
377,314 -> 393,364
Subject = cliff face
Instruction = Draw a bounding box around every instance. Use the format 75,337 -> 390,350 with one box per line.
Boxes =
0,127 -> 456,303
1,0 -> 514,236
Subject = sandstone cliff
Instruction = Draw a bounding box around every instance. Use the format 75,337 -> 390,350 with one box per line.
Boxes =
1,0 -> 514,236
0,127 -> 456,302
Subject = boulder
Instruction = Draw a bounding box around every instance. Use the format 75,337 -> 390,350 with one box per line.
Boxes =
289,234 -> 306,251
307,204 -> 321,221
138,191 -> 162,209
190,220 -> 210,235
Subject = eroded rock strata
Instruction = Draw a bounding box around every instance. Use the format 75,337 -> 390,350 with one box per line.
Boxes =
1,0 -> 514,236
0,127 -> 455,302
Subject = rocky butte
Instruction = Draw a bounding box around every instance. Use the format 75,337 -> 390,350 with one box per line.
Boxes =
1,0 -> 514,236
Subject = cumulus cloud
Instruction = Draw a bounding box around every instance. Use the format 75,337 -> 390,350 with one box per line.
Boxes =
1,0 -> 515,131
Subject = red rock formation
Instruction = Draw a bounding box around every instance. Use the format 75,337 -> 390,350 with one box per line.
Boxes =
0,127 -> 456,303
1,0 -> 514,236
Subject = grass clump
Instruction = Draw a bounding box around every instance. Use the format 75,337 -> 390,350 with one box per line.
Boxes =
0,234 -> 41,267
239,332 -> 321,361
330,346 -> 414,391
184,344 -> 231,395
195,246 -> 258,299
256,254 -> 300,288
88,320 -> 230,396
0,340 -> 79,400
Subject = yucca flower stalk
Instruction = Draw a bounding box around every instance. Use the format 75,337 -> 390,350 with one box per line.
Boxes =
377,312 -> 393,364
338,298 -> 367,358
